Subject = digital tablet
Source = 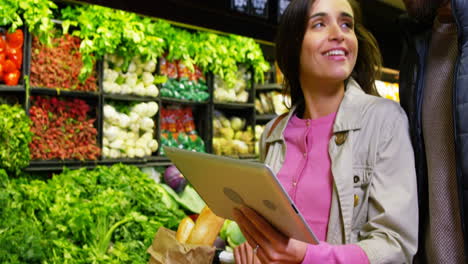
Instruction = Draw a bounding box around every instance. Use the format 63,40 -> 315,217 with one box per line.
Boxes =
164,146 -> 319,244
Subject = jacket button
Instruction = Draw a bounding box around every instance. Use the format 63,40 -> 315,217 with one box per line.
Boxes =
335,131 -> 348,145
353,176 -> 359,183
354,195 -> 359,207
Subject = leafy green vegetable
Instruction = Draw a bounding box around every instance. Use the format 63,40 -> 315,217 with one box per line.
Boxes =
161,183 -> 206,214
5,0 -> 269,86
0,0 -> 57,43
60,5 -> 166,82
0,164 -> 186,263
59,3 -> 269,86
0,104 -> 32,174
220,219 -> 246,248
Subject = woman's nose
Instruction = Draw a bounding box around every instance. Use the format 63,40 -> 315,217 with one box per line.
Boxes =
328,24 -> 345,42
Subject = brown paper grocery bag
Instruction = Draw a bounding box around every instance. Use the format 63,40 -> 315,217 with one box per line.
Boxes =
147,227 -> 216,264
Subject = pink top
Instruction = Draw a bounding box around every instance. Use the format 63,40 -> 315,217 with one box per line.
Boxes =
277,113 -> 369,264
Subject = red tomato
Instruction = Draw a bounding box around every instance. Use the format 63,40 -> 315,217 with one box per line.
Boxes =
3,59 -> 16,73
0,63 -> 4,80
0,53 -> 5,65
10,53 -> 22,69
0,37 -> 5,53
6,45 -> 20,58
6,29 -> 23,49
4,70 -> 20,85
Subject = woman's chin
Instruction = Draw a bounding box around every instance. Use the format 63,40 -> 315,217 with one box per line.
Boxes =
324,72 -> 352,82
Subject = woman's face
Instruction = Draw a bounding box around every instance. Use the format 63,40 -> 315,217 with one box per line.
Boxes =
299,0 -> 357,84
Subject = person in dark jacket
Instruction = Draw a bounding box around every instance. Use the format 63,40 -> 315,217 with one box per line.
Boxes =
399,0 -> 467,263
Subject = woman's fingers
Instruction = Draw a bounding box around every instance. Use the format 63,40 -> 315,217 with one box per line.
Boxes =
233,213 -> 260,249
233,207 -> 287,254
234,243 -> 262,264
238,206 -> 287,243
233,209 -> 268,248
234,243 -> 247,264
234,245 -> 241,263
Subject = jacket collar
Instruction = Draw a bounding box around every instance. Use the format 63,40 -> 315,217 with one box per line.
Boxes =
265,78 -> 364,144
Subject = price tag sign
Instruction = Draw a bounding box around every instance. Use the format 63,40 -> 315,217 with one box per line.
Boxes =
231,0 -> 249,14
278,0 -> 291,21
250,0 -> 268,18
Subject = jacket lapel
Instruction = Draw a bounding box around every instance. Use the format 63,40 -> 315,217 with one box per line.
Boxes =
327,78 -> 364,243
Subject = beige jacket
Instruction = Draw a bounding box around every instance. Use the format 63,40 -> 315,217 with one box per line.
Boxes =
259,79 -> 418,264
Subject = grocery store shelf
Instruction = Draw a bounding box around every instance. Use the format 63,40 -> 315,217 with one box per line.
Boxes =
214,102 -> 255,109
30,87 -> 100,99
255,83 -> 282,91
26,160 -> 101,171
256,114 -> 277,122
0,85 -> 25,92
25,158 -> 156,171
145,156 -> 173,166
161,97 -> 209,105
222,154 -> 259,162
380,67 -> 400,83
104,93 -> 159,102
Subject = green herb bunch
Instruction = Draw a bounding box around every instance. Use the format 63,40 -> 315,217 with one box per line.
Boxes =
59,3 -> 270,87
1,0 -> 270,87
0,164 -> 186,263
0,0 -> 57,43
0,104 -> 32,174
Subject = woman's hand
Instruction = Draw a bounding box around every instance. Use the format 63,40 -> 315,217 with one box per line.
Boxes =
234,242 -> 262,264
232,206 -> 308,264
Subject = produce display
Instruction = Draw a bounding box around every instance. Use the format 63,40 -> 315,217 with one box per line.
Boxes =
376,80 -> 399,102
254,124 -> 265,156
163,165 -> 187,193
0,28 -> 23,86
160,106 -> 206,155
0,164 -> 186,263
30,34 -> 98,92
160,56 -> 209,102
214,65 -> 250,103
212,111 -> 255,156
0,2 -> 273,261
160,165 -> 206,214
0,103 -> 32,174
103,55 -> 162,97
103,101 -> 159,158
29,96 -> 100,160
255,90 -> 289,115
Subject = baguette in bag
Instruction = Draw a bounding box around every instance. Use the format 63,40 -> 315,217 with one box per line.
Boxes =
187,206 -> 225,246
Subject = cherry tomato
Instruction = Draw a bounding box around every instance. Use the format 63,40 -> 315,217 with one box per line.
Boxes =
3,59 -> 16,73
6,29 -> 23,49
3,70 -> 20,85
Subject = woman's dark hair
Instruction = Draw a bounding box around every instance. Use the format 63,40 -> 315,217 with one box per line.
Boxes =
275,0 -> 382,109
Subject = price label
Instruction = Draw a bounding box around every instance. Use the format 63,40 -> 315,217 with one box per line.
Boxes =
231,0 -> 249,13
250,0 -> 268,18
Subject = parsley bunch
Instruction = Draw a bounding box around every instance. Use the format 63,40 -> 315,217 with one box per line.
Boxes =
0,104 -> 32,174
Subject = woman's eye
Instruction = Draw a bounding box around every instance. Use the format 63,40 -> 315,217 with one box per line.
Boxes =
342,22 -> 354,29
313,22 -> 325,28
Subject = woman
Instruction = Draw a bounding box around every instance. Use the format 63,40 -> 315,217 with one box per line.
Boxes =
232,0 -> 418,263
